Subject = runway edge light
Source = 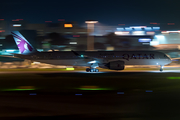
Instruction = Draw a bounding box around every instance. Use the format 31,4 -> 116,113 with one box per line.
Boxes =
66,68 -> 75,70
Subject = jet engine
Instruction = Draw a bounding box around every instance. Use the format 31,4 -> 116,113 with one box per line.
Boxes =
104,61 -> 125,70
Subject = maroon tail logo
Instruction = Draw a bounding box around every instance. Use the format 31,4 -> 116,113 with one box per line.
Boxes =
11,32 -> 33,54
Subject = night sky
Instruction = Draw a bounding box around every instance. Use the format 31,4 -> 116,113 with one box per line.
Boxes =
0,0 -> 180,25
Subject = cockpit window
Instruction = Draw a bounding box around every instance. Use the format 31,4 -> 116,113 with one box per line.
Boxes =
164,55 -> 168,58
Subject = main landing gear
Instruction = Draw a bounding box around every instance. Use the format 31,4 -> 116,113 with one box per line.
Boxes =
86,68 -> 99,72
86,63 -> 99,72
160,65 -> 163,72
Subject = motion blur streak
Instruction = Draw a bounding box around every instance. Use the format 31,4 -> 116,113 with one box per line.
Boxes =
167,77 -> 180,79
78,86 -> 112,90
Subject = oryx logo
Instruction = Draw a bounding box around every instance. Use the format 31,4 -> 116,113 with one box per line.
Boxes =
11,32 -> 33,54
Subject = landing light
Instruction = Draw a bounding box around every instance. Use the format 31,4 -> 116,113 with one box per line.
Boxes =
88,60 -> 97,64
5,50 -> 15,52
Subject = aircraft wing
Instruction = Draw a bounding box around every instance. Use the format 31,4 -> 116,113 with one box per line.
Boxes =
0,55 -> 19,58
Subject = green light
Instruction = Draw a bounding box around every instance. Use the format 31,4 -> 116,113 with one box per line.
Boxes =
167,77 -> 180,79
81,55 -> 84,57
66,68 -> 75,70
77,88 -> 113,91
2,89 -> 35,91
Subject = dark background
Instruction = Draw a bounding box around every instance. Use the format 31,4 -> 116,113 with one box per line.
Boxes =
0,0 -> 180,25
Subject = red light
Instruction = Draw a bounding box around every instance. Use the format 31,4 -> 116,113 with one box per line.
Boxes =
12,19 -> 19,21
58,19 -> 65,21
0,30 -> 5,32
73,35 -> 80,37
150,22 -> 158,24
45,21 -> 52,22
0,19 -> 4,20
168,23 -> 175,25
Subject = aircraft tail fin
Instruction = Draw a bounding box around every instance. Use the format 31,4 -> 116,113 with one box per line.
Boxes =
11,31 -> 37,54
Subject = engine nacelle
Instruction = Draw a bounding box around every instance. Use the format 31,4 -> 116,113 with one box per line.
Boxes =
105,61 -> 125,70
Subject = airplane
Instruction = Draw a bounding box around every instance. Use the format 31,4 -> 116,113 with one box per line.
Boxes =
11,31 -> 172,72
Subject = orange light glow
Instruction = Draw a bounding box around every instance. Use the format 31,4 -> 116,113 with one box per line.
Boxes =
146,32 -> 155,35
168,23 -> 175,25
0,30 -> 5,32
64,24 -> 73,28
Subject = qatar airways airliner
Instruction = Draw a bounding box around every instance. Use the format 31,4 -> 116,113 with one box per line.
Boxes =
11,31 -> 172,72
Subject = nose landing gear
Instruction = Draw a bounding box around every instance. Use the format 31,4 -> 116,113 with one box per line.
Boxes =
160,65 -> 163,72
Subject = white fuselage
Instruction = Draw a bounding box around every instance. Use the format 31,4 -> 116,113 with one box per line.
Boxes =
16,51 -> 172,67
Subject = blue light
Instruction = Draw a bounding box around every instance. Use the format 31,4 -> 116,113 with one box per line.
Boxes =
29,93 -> 37,95
117,28 -> 124,31
134,28 -> 142,30
75,94 -> 82,96
117,92 -> 124,94
139,38 -> 151,42
146,90 -> 153,92
145,27 -> 152,30
125,27 -> 132,31
155,35 -> 165,39
153,27 -> 160,30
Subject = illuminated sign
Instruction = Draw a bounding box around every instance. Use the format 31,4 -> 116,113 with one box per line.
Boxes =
64,24 -> 73,28
13,24 -> 21,27
132,31 -> 145,35
146,32 -> 155,35
162,31 -> 180,34
85,21 -> 98,24
153,27 -> 160,30
69,42 -> 77,44
139,38 -> 151,42
115,31 -> 129,35
130,26 -> 146,28
117,28 -> 124,30
125,27 -> 132,31
145,27 -> 152,30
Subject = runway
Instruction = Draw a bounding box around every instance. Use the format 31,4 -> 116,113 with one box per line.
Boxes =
0,69 -> 180,74
0,69 -> 180,119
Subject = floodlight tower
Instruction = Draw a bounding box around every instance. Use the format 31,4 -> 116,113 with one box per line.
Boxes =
85,20 -> 98,51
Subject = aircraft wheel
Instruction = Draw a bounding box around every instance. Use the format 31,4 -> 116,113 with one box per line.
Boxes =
86,68 -> 90,72
90,69 -> 94,72
95,69 -> 99,72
